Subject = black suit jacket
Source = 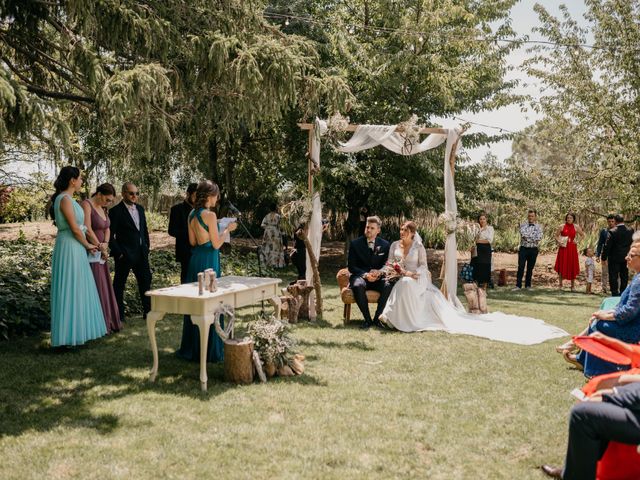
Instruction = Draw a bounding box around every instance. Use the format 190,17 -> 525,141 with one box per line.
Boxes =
348,236 -> 390,278
108,201 -> 150,262
603,224 -> 634,263
168,201 -> 192,263
603,382 -> 640,413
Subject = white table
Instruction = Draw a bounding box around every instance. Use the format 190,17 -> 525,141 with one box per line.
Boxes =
145,275 -> 282,391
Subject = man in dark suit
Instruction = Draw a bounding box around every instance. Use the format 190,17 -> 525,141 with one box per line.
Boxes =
168,183 -> 197,283
596,215 -> 616,295
109,182 -> 152,321
347,215 -> 392,329
602,214 -> 634,296
542,378 -> 640,479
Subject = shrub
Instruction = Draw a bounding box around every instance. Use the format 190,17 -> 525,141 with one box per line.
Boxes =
0,240 -> 52,339
0,240 -> 278,340
0,174 -> 52,223
146,211 -> 169,232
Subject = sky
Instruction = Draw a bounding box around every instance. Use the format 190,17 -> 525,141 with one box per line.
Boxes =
435,0 -> 590,162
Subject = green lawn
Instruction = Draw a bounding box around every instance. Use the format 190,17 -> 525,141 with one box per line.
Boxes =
0,269 -> 601,479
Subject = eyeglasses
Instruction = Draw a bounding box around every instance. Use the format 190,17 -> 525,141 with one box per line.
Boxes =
126,191 -> 139,196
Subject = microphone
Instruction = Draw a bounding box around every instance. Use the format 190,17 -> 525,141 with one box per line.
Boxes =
228,202 -> 241,216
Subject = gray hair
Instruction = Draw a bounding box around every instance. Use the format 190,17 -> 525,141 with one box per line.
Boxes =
366,215 -> 381,226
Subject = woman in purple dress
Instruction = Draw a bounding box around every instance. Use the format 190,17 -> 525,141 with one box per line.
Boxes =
81,183 -> 122,333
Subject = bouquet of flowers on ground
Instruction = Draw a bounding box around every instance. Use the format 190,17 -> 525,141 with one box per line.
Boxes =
383,260 -> 405,282
248,316 -> 299,367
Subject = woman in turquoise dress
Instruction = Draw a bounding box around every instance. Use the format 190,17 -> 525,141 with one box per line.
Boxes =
176,180 -> 237,362
49,166 -> 107,346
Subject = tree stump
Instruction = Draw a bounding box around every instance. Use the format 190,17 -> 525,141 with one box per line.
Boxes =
224,338 -> 254,384
286,281 -> 314,321
280,295 -> 301,323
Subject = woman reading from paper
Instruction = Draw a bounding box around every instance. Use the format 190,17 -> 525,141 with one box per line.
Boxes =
176,180 -> 237,362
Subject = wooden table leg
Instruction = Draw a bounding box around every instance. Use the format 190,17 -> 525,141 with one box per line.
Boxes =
269,295 -> 282,320
146,311 -> 166,382
191,314 -> 214,392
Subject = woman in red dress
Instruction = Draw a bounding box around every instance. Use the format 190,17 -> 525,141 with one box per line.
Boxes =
554,212 -> 584,291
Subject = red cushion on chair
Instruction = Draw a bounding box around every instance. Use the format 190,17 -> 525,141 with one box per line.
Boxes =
573,337 -> 633,366
597,442 -> 640,480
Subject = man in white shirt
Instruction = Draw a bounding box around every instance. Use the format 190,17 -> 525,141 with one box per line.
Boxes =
515,209 -> 543,289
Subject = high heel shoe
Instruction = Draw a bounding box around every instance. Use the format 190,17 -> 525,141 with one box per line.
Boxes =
563,351 -> 583,371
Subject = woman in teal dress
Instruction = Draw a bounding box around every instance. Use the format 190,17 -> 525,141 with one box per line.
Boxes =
176,180 -> 237,362
49,166 -> 107,346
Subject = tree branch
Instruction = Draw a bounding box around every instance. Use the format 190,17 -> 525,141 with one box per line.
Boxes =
25,84 -> 94,103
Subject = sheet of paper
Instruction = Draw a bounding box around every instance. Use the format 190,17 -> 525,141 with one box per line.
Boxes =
88,251 -> 105,264
218,217 -> 236,243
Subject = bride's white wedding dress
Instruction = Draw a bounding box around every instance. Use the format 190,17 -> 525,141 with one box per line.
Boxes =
379,235 -> 568,345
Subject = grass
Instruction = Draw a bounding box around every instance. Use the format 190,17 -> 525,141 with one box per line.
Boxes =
0,265 -> 603,479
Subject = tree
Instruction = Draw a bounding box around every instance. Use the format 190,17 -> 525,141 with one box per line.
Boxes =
265,0 -> 519,234
0,1 -> 352,190
522,1 -> 640,215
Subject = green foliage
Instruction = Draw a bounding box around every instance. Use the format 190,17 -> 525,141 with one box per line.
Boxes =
145,211 -> 169,232
0,240 -> 52,340
0,174 -> 52,223
0,239 -> 278,338
518,1 -> 640,215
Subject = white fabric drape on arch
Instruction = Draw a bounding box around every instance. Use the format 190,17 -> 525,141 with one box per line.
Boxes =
334,124 -> 464,308
305,119 -> 327,320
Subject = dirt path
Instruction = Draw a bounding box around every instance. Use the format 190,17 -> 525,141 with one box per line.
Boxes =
0,221 -> 606,292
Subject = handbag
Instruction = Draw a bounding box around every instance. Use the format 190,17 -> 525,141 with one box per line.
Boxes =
556,235 -> 569,248
460,262 -> 474,282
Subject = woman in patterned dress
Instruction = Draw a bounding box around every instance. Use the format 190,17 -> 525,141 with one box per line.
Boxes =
260,203 -> 285,268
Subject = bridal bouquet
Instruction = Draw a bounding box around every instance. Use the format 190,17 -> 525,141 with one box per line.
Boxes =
383,260 -> 405,281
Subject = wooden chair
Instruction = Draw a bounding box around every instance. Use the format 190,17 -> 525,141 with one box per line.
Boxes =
336,268 -> 380,326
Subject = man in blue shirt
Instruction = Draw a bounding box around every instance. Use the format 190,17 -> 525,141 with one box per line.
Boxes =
514,210 -> 543,289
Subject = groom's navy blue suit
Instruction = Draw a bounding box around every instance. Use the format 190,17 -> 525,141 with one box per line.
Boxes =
348,236 -> 393,325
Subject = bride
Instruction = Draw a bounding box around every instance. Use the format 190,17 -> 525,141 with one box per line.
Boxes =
379,221 -> 568,345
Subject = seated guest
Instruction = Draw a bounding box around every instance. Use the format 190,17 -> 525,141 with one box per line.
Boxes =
572,239 -> 640,377
541,375 -> 640,479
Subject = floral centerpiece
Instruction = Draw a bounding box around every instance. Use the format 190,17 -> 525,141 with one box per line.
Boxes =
247,316 -> 304,377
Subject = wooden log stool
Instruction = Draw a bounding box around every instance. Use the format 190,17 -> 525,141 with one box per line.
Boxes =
285,281 -> 314,322
336,268 -> 381,326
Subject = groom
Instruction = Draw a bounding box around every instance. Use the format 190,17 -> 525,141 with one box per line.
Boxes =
348,215 -> 393,329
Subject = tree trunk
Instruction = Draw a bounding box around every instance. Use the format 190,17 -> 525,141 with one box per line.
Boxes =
208,136 -> 219,184
224,338 -> 254,384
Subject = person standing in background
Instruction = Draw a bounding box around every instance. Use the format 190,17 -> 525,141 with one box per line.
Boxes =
109,182 -> 152,321
49,166 -> 106,346
602,214 -> 634,296
472,212 -> 494,290
554,213 -> 584,292
168,183 -> 197,283
259,203 -> 285,268
514,209 -> 543,290
596,215 -> 616,294
81,183 -> 122,334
